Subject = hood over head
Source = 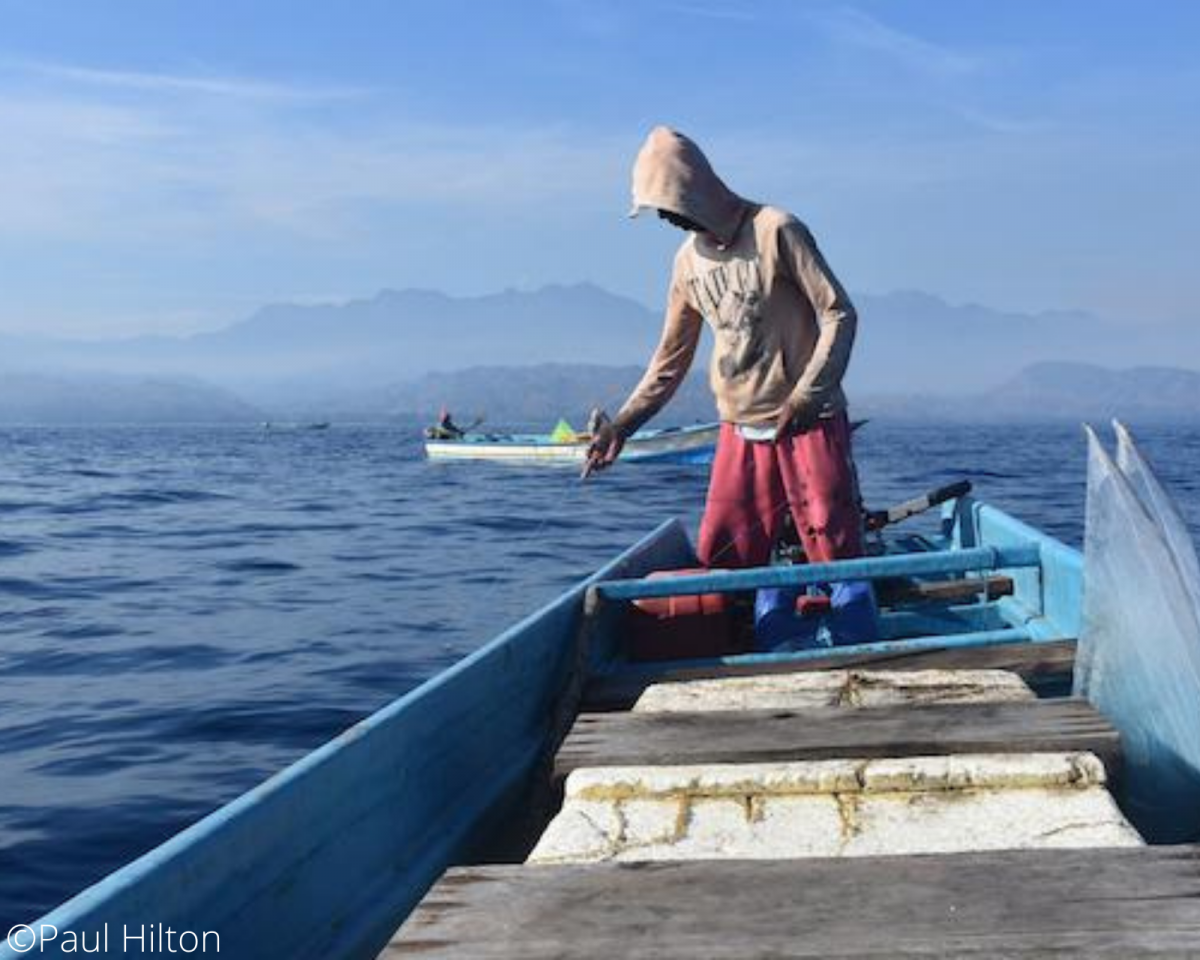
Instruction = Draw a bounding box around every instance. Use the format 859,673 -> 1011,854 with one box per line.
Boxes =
629,126 -> 747,242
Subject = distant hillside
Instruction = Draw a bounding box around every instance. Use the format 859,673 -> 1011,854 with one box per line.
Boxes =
382,364 -> 717,427
1,285 -> 1197,412
2,360 -> 1196,426
384,360 -> 1200,427
0,283 -> 666,388
859,362 -> 1200,424
0,373 -> 263,424
986,362 -> 1200,421
844,291 -> 1195,395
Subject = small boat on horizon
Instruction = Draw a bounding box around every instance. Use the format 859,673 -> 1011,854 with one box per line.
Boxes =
262,421 -> 331,431
423,420 -> 719,466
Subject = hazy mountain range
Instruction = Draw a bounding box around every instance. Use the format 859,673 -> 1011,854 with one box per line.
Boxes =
361,361 -> 1200,426
0,284 -> 1197,424
862,363 -> 1200,425
0,284 -> 660,387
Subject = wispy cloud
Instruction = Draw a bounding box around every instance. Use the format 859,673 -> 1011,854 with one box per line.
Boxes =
804,7 -> 1050,137
0,59 -> 627,244
821,6 -> 979,78
6,58 -> 366,103
953,106 -> 1050,136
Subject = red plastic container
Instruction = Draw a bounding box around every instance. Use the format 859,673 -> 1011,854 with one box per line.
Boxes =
633,569 -> 729,619
625,568 -> 745,662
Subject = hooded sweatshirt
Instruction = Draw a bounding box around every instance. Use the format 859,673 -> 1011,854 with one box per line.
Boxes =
615,126 -> 857,431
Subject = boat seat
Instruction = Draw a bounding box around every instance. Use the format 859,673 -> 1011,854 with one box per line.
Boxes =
554,696 -> 1120,782
383,845 -> 1200,957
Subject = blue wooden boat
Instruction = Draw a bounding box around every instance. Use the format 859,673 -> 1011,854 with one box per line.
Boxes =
424,421 -> 718,465
5,490 -> 1109,958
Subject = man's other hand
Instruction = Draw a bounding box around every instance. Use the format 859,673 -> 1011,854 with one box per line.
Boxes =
775,395 -> 819,437
582,421 -> 626,479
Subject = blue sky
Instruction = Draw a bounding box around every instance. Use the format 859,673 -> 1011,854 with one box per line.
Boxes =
0,0 -> 1197,336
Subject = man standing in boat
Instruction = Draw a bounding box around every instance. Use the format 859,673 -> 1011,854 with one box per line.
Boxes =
586,126 -> 874,643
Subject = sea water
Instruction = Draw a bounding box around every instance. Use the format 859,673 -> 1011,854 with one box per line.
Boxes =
1,419 -> 1198,927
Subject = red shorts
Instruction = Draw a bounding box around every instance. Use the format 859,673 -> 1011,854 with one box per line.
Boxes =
697,413 -> 864,569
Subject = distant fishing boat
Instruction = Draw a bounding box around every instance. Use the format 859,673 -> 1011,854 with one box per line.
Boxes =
424,421 -> 719,465
262,421 -> 331,431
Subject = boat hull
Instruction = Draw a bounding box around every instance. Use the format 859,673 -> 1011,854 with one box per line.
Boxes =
424,423 -> 718,465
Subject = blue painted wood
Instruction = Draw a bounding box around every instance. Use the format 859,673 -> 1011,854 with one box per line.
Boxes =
596,544 -> 1042,601
630,446 -> 715,465
1,521 -> 690,960
592,627 -> 1036,681
946,497 -> 1082,641
877,602 -> 1009,640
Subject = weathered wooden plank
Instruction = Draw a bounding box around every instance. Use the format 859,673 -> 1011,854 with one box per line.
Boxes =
384,845 -> 1200,957
555,698 -> 1118,780
583,639 -> 1077,711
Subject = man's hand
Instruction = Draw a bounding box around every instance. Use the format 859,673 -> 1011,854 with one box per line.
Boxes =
582,420 -> 626,479
775,395 -> 820,437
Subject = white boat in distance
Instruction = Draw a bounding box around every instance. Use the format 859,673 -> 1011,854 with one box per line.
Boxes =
424,422 -> 719,465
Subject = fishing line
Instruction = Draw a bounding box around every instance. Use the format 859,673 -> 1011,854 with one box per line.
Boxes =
515,430 -> 846,591
528,465 -> 591,541
576,457 -> 796,571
